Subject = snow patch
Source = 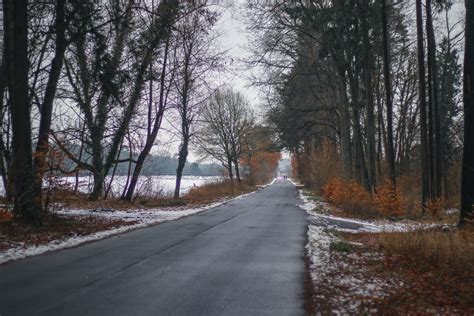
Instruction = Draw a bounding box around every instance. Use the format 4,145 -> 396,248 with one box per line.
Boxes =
298,189 -> 453,233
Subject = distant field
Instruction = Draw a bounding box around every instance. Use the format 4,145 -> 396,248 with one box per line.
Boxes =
0,175 -> 223,198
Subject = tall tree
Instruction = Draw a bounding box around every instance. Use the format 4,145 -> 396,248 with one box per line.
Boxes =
172,9 -> 221,199
425,0 -> 443,198
122,38 -> 170,201
59,0 -> 180,200
416,0 -> 430,211
381,0 -> 396,188
198,89 -> 253,182
459,0 -> 474,226
33,0 -> 68,207
6,0 -> 42,224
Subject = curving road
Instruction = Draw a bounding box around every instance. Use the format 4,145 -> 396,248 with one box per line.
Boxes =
0,180 -> 307,316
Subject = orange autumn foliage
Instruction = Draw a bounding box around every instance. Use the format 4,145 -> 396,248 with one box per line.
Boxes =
373,180 -> 403,217
323,178 -> 403,217
426,198 -> 445,220
241,150 -> 281,184
240,125 -> 281,184
0,209 -> 13,222
323,178 -> 371,214
291,155 -> 299,179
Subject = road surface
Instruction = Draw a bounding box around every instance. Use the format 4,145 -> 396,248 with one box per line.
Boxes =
0,180 -> 307,316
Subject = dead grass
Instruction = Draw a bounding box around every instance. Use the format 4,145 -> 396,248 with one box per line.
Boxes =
378,228 -> 474,277
310,229 -> 474,314
43,188 -> 188,210
183,180 -> 255,204
373,228 -> 474,313
49,180 -> 256,209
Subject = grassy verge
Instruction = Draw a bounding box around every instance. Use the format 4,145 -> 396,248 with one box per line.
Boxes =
375,228 -> 474,311
183,180 -> 255,204
42,180 -> 257,210
346,228 -> 474,313
0,213 -> 136,252
302,185 -> 474,314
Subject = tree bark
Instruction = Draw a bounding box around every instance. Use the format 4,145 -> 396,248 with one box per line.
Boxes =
416,0 -> 430,212
426,0 -> 443,198
123,38 -> 170,201
101,1 -> 178,197
233,158 -> 241,182
382,0 -> 396,188
364,0 -> 376,192
338,79 -> 352,180
7,0 -> 43,224
459,0 -> 474,226
33,0 -> 68,207
174,139 -> 189,199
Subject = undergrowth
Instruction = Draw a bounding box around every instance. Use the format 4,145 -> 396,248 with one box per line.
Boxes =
322,177 -> 450,220
373,228 -> 474,312
184,180 -> 254,204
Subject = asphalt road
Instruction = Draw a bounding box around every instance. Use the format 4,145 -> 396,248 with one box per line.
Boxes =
0,180 -> 307,316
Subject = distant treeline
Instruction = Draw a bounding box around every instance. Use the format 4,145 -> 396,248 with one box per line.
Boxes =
60,145 -> 223,176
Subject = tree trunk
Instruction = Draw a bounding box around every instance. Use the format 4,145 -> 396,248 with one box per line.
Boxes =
426,0 -> 443,198
102,1 -> 178,191
33,0 -> 68,208
364,0 -> 376,192
459,0 -> 474,226
7,0 -> 43,224
339,79 -> 352,180
227,156 -> 234,181
233,158 -> 241,182
382,0 -> 396,188
123,38 -> 170,201
121,130 -> 134,198
416,0 -> 430,212
174,139 -> 189,199
90,137 -> 104,200
0,43 -> 10,195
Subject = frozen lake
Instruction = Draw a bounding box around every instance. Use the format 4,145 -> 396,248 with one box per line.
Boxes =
0,175 -> 222,198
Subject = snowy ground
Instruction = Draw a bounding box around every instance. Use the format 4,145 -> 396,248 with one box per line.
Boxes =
293,181 -> 454,313
0,184 -> 267,265
297,187 -> 453,233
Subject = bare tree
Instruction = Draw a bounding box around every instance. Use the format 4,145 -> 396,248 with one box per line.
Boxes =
170,8 -> 222,199
58,0 -> 180,200
197,89 -> 254,182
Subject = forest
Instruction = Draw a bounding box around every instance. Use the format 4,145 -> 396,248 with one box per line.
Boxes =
248,0 -> 473,227
0,0 -> 280,225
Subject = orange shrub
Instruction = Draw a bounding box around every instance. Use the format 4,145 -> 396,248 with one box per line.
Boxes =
323,177 -> 345,205
323,178 -> 372,215
373,180 -> 403,217
426,198 -> 445,220
0,209 -> 13,222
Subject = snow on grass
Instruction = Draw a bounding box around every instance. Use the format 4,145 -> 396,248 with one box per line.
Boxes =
305,204 -> 396,314
301,188 -> 401,313
297,189 -> 453,233
0,190 -> 260,265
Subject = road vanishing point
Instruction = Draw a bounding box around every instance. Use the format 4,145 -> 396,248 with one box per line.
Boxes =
0,180 -> 307,316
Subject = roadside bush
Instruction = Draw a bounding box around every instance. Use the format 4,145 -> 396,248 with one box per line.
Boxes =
378,228 -> 474,277
323,178 -> 373,216
373,180 -> 403,217
184,180 -> 254,204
